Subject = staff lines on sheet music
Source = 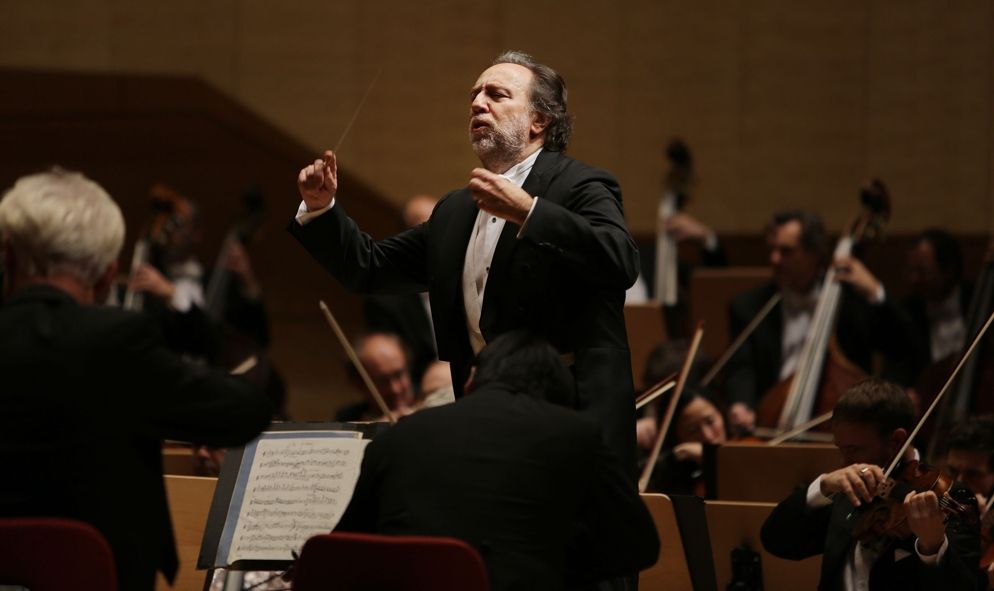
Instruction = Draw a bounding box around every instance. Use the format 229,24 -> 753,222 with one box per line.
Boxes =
257,457 -> 350,469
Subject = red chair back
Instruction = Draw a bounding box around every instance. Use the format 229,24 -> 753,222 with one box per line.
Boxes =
0,517 -> 117,591
293,532 -> 490,591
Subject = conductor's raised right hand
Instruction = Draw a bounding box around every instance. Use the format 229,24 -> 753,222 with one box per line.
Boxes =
298,150 -> 338,211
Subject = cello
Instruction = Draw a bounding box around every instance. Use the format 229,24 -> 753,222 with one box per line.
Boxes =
756,180 -> 891,431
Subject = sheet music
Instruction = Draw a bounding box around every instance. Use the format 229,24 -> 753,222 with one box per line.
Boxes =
219,432 -> 368,565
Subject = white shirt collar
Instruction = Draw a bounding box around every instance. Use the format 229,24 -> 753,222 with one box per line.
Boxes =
500,148 -> 542,187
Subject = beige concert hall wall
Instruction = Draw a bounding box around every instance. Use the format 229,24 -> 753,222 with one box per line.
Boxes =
2,1 -> 994,419
2,1 -> 993,236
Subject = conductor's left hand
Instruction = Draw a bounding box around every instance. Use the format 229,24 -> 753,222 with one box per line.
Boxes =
468,168 -> 534,225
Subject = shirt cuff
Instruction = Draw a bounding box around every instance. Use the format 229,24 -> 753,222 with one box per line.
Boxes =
515,196 -> 539,239
295,199 -> 335,225
703,231 -> 719,252
915,535 -> 948,565
870,283 -> 886,305
806,475 -> 834,508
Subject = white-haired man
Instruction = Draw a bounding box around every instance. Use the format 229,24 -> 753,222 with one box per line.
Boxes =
0,168 -> 273,590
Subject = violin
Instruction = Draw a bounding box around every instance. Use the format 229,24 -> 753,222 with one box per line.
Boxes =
757,180 -> 891,431
850,459 -> 977,545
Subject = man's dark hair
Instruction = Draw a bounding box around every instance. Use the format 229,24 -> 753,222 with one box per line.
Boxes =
948,415 -> 994,471
833,378 -> 915,435
472,330 -> 574,406
767,209 -> 831,267
916,227 -> 964,282
493,50 -> 573,152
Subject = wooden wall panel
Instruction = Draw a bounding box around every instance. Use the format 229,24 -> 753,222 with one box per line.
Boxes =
1,1 -> 993,234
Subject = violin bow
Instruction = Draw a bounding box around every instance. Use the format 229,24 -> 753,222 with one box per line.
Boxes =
229,355 -> 258,376
319,300 -> 397,424
764,411 -> 833,446
635,374 -> 678,410
884,308 -> 994,480
638,321 -> 705,492
700,293 -> 780,387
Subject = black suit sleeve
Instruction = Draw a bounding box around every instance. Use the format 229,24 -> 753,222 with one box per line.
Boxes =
567,424 -> 660,583
119,315 -> 273,447
724,298 -> 762,408
761,485 -> 832,561
519,168 -> 640,291
335,438 -> 382,533
914,487 -> 981,591
288,202 -> 429,295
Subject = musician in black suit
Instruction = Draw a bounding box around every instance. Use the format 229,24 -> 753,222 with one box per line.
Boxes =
0,169 -> 273,590
290,51 -> 640,472
337,331 -> 660,590
724,209 -> 916,433
761,379 -> 979,591
903,228 -> 975,377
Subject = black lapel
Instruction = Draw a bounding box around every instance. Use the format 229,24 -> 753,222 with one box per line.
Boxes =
436,188 -> 481,300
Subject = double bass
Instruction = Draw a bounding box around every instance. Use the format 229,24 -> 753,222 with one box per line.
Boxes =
757,180 -> 891,431
921,240 -> 994,459
122,183 -> 197,312
654,138 -> 694,308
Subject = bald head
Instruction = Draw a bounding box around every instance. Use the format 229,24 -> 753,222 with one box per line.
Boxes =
355,333 -> 415,411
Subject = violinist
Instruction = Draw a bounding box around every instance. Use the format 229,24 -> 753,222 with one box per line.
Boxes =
636,341 -> 726,494
946,416 -> 994,589
946,416 -> 994,507
724,209 -> 917,433
761,379 -> 980,591
334,332 -> 418,422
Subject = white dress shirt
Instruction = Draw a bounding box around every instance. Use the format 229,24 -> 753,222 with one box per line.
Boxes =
462,148 -> 541,354
927,286 -> 966,362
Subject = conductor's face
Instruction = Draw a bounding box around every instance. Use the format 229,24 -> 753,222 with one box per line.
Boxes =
469,63 -> 541,164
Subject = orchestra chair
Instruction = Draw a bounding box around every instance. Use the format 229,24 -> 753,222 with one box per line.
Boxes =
715,442 -> 842,502
704,500 -> 821,590
154,475 -> 217,591
638,494 -> 695,591
688,267 -> 771,360
162,443 -> 196,476
624,302 -> 667,389
0,517 -> 118,591
293,532 -> 490,591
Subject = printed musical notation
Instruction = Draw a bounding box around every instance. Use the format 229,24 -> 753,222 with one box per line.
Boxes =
226,436 -> 367,563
